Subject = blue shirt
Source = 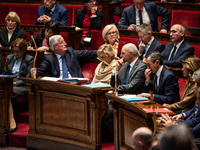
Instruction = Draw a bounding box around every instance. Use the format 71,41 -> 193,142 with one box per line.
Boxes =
12,57 -> 22,78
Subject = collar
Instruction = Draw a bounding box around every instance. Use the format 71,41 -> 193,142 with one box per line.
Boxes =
6,26 -> 16,33
14,55 -> 23,62
147,36 -> 154,46
129,57 -> 138,68
156,65 -> 163,77
50,3 -> 56,12
55,53 -> 62,60
174,39 -> 184,49
135,6 -> 144,12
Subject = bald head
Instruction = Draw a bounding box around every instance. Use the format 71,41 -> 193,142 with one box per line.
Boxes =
132,127 -> 153,150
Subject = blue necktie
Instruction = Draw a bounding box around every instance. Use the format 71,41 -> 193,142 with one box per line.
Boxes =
169,46 -> 177,61
139,10 -> 143,25
123,65 -> 130,84
61,56 -> 69,79
143,43 -> 149,59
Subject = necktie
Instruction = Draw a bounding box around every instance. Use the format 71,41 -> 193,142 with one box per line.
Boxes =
143,43 -> 149,59
46,9 -> 51,16
123,65 -> 130,84
169,46 -> 177,61
139,10 -> 143,25
154,75 -> 158,90
61,56 -> 69,79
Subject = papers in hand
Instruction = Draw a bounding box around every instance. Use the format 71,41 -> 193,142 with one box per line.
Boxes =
119,94 -> 148,101
83,82 -> 111,88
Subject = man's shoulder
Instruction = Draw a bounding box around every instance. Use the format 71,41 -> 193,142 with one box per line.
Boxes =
25,54 -> 34,60
162,67 -> 176,77
38,5 -> 45,10
55,2 -> 67,11
124,5 -> 134,11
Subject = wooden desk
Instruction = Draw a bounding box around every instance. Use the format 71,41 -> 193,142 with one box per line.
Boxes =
0,76 -> 15,146
22,78 -> 112,150
105,93 -> 175,150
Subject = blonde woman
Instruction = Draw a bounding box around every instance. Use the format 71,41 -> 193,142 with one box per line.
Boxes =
92,44 -> 117,84
0,12 -> 26,48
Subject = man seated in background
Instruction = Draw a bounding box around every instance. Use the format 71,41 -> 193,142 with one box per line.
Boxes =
117,0 -> 169,33
31,35 -> 97,78
137,51 -> 180,104
136,24 -> 165,60
34,0 -> 68,26
162,24 -> 194,68
110,43 -> 146,94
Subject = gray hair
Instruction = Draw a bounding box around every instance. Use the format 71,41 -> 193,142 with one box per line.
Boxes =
173,24 -> 186,34
136,23 -> 152,34
102,24 -> 120,43
123,43 -> 139,56
49,35 -> 62,51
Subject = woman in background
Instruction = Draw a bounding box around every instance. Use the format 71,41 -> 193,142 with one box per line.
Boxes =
3,38 -> 33,133
163,56 -> 200,113
73,0 -> 103,49
0,12 -> 26,48
102,24 -> 126,57
28,22 -> 60,52
92,44 -> 116,84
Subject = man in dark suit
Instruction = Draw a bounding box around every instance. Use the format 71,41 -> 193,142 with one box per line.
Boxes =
117,0 -> 169,33
137,51 -> 180,104
31,35 -> 97,78
136,24 -> 165,60
110,43 -> 146,94
162,24 -> 194,68
34,0 -> 68,26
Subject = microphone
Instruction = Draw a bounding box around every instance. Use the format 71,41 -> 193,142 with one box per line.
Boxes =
29,30 -> 38,79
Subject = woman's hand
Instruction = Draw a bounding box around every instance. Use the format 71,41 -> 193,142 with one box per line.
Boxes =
27,46 -> 34,50
37,46 -> 49,52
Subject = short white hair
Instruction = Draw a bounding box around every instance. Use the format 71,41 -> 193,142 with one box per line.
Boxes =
123,43 -> 139,56
49,35 -> 62,51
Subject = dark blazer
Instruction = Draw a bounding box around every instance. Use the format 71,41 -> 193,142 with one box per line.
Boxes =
34,3 -> 68,26
28,32 -> 44,48
117,2 -> 169,32
136,38 -> 165,59
152,67 -> 180,104
73,8 -> 104,37
162,40 -> 194,68
0,52 -> 3,74
111,58 -> 147,94
3,54 -> 34,96
36,47 -> 97,78
0,28 -> 26,48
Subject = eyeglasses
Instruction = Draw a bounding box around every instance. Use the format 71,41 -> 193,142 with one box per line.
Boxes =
106,31 -> 116,36
58,40 -> 66,45
12,50 -> 23,54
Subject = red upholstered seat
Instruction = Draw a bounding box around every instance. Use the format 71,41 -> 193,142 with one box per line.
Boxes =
81,62 -> 98,83
113,15 -> 120,25
26,31 -> 38,42
171,10 -> 200,35
178,77 -> 187,100
192,44 -> 200,58
10,4 -> 40,24
63,5 -> 73,26
72,5 -> 84,26
0,4 -> 10,24
60,32 -> 69,46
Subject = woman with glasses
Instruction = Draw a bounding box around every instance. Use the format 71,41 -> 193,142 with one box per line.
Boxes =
3,38 -> 33,133
27,22 -> 60,52
73,0 -> 103,49
91,44 -> 117,84
102,24 -> 126,57
163,56 -> 200,113
0,12 -> 26,48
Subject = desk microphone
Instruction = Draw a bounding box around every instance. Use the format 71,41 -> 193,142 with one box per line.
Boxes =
29,30 -> 38,79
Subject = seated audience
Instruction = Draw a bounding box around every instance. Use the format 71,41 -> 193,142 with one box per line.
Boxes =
34,0 -> 68,26
132,127 -> 154,150
92,44 -> 117,84
0,12 -> 26,48
73,0 -> 104,49
137,51 -> 180,104
164,56 -> 200,113
31,35 -> 97,78
159,124 -> 196,150
117,0 -> 169,33
0,52 -> 2,74
3,38 -> 34,133
136,24 -> 165,60
110,43 -> 146,94
28,22 -> 60,52
102,24 -> 126,57
159,87 -> 200,138
162,24 -> 194,68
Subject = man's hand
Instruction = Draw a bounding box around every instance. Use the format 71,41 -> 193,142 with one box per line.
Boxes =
138,41 -> 146,55
163,103 -> 169,107
31,68 -> 37,78
128,24 -> 137,30
144,68 -> 151,83
116,58 -> 125,71
160,29 -> 167,33
38,15 -> 45,24
13,82 -> 16,86
172,114 -> 184,120
137,93 -> 150,98
37,46 -> 49,52
159,113 -> 176,127
43,15 -> 51,23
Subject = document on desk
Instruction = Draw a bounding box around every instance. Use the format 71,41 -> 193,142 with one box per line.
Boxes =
143,108 -> 172,113
119,94 -> 148,101
83,82 -> 111,88
40,77 -> 60,81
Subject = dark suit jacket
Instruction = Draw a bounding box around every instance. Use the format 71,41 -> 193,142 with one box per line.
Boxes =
28,32 -> 44,48
162,40 -> 194,68
3,54 -> 34,96
136,38 -> 165,59
0,28 -> 26,48
73,8 -> 103,37
152,67 -> 180,104
36,47 -> 97,78
111,58 -> 147,94
0,52 -> 3,74
117,2 -> 169,32
34,3 -> 68,26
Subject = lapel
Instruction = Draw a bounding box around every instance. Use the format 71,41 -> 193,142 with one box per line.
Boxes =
53,52 -> 60,76
156,67 -> 164,93
127,59 -> 139,83
143,3 -> 153,25
18,55 -> 26,78
174,40 -> 185,59
131,5 -> 136,24
148,39 -> 156,54
10,28 -> 18,43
